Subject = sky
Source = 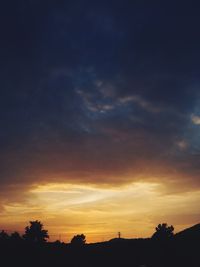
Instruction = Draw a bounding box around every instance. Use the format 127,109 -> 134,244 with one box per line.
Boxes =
0,1 -> 200,243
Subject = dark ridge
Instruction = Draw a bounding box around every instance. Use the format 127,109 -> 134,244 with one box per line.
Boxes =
175,223 -> 200,239
1,223 -> 200,267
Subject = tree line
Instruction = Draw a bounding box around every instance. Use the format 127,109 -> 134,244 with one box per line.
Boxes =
0,220 -> 174,245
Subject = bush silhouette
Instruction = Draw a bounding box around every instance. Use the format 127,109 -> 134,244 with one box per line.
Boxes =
10,231 -> 22,242
0,230 -> 9,242
152,223 -> 174,240
23,220 -> 49,243
71,234 -> 86,246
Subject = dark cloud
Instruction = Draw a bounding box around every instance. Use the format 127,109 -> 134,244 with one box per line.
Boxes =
0,0 -> 200,203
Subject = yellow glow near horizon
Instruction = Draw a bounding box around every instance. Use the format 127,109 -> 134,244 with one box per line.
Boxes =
1,181 -> 200,243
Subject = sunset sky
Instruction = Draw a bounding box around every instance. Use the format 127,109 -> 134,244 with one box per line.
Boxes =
0,1 -> 200,243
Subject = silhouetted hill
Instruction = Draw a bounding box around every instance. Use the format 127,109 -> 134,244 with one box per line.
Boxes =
108,237 -> 149,245
175,223 -> 200,240
1,223 -> 200,267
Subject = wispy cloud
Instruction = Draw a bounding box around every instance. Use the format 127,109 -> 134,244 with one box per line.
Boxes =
118,94 -> 162,113
76,89 -> 115,113
1,182 -> 200,242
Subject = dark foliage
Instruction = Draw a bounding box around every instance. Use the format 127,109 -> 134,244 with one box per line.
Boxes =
10,231 -> 22,242
0,230 -> 9,241
0,222 -> 200,267
71,234 -> 86,246
152,223 -> 174,240
23,220 -> 49,243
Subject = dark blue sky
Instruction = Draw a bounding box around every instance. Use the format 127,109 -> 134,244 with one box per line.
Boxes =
0,1 -> 200,197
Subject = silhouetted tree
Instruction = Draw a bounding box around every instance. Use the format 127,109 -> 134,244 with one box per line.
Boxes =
71,234 -> 86,246
10,231 -> 22,242
152,223 -> 174,240
0,230 -> 9,242
23,220 -> 49,243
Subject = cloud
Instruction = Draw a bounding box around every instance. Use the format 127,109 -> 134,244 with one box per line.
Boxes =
176,140 -> 189,151
76,89 -> 115,113
1,181 -> 200,242
0,0 -> 200,240
118,94 -> 162,113
191,114 -> 200,125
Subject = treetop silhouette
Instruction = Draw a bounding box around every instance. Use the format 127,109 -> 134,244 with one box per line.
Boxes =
0,230 -> 9,241
23,220 -> 49,243
152,223 -> 174,240
71,234 -> 86,246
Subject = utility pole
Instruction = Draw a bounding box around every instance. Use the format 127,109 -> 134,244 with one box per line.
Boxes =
118,232 -> 121,239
